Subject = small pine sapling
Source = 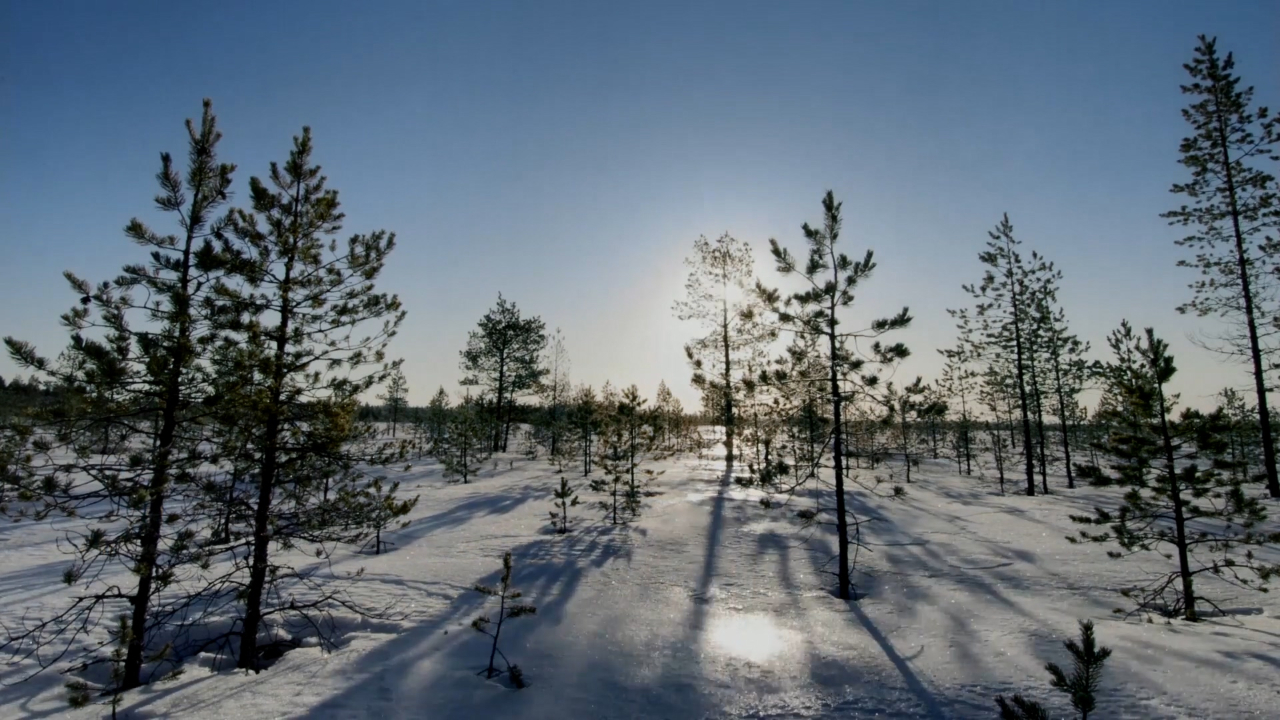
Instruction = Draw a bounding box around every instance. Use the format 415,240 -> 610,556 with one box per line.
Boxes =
589,472 -> 627,526
65,616 -> 130,718
361,476 -> 419,554
471,552 -> 537,688
995,694 -> 1050,720
995,619 -> 1112,720
549,476 -> 580,534
1045,620 -> 1112,720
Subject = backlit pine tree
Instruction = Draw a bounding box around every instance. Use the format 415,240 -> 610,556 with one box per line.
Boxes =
1164,35 -> 1280,498
757,191 -> 911,600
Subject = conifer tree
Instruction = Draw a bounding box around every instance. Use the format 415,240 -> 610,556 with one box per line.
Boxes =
1218,387 -> 1261,484
421,386 -> 451,457
1030,263 -> 1090,489
951,215 -> 1043,496
996,619 -> 1112,720
1165,35 -> 1280,498
757,191 -> 911,600
362,476 -> 418,554
1070,322 -> 1280,620
938,344 -> 979,475
591,385 -> 664,522
378,365 -> 409,438
570,384 -> 600,477
471,552 -> 537,687
548,476 -> 580,534
536,328 -> 571,461
884,377 -> 928,483
460,295 -> 548,452
674,233 -> 774,466
2,100 -> 234,689
440,395 -> 493,484
213,125 -> 408,670
653,380 -> 684,450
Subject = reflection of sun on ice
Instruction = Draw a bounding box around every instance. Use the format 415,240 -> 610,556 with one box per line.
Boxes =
707,613 -> 790,663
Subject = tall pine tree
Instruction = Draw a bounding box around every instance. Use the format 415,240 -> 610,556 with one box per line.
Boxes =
1164,35 -> 1280,498
758,191 -> 911,600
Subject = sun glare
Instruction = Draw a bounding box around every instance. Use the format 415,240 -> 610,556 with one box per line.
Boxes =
707,613 -> 790,663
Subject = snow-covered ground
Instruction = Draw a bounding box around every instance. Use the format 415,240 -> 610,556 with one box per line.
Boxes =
2,448 -> 1278,719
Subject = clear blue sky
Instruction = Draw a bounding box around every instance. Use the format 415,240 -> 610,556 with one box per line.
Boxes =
2,1 -> 1277,407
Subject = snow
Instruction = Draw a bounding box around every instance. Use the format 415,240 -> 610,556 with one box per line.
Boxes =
2,448 -> 1278,719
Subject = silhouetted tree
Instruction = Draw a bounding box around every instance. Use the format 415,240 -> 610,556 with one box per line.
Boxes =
379,366 -> 409,438
1165,35 -> 1280,498
757,191 -> 911,600
675,233 -> 773,466
460,295 -> 548,452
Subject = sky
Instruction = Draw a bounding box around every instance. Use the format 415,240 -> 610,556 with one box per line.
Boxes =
2,1 -> 1278,409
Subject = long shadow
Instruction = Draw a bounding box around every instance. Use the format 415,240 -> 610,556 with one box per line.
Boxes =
393,481 -> 547,542
295,510 -> 634,718
846,599 -> 947,719
689,458 -> 733,633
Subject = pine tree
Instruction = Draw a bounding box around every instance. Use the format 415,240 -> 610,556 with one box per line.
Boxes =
1165,35 -> 1280,498
1030,263 -> 1090,489
1045,620 -> 1112,720
214,125 -> 408,671
421,386 -> 451,457
951,215 -> 1044,496
1218,387 -> 1261,484
757,191 -> 912,600
460,295 -> 548,452
570,384 -> 599,477
362,476 -> 418,554
3,100 -> 233,689
653,380 -> 684,451
938,344 -> 979,476
995,619 -> 1112,720
592,385 -> 665,523
674,233 -> 774,467
379,365 -> 409,438
471,552 -> 537,687
536,328 -> 572,462
440,395 -> 493,484
884,377 -> 928,483
1070,322 -> 1280,620
548,476 -> 580,534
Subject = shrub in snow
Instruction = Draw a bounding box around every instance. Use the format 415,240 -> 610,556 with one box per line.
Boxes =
995,619 -> 1111,720
549,476 -> 580,534
472,552 -> 537,688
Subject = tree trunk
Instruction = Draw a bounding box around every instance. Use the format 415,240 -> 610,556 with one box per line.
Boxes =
1217,115 -> 1279,498
721,294 -> 735,467
122,190 -> 203,690
1009,273 -> 1037,496
1155,378 -> 1197,621
238,242 -> 296,671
